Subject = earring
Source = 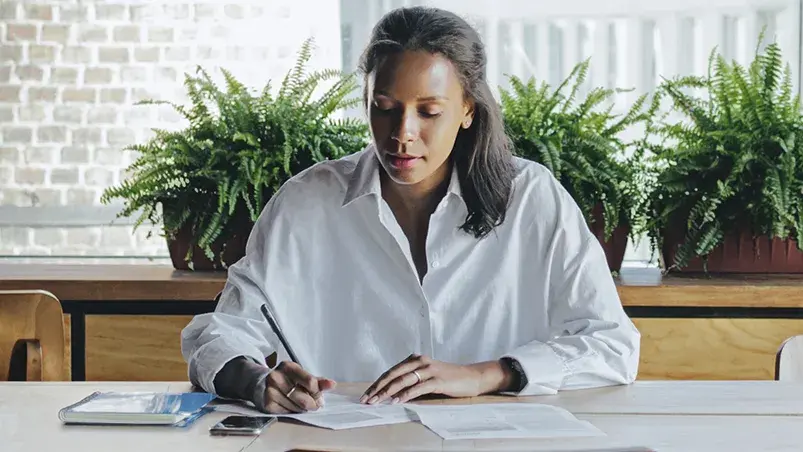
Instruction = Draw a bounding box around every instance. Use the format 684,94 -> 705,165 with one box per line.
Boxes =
463,119 -> 471,128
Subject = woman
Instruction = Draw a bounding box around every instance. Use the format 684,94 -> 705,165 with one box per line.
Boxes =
181,6 -> 640,414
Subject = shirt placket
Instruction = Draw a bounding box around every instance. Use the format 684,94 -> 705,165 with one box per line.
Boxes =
377,199 -> 435,358
419,197 -> 455,360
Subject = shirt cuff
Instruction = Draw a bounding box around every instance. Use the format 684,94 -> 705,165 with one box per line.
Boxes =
188,336 -> 267,396
502,341 -> 569,396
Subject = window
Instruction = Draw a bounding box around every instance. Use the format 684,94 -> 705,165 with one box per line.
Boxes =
0,1 -> 342,261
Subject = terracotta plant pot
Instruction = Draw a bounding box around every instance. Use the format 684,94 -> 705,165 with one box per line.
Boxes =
588,204 -> 630,273
165,208 -> 255,271
662,229 -> 803,273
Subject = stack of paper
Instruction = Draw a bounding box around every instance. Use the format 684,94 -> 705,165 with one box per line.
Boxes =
405,403 -> 605,440
213,394 -> 604,441
212,393 -> 413,430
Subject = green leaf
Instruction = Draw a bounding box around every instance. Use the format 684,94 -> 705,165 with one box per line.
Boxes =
100,41 -> 369,266
647,32 -> 803,271
499,56 -> 654,249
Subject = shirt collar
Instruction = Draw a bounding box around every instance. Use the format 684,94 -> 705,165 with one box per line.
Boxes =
342,147 -> 381,207
342,146 -> 464,207
445,164 -> 462,201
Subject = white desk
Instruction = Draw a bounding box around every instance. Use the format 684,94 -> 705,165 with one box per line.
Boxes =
4,381 -> 803,452
0,382 -> 251,452
533,380 -> 803,415
260,414 -> 803,451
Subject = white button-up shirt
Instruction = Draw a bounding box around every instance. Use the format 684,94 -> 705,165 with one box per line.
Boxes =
181,146 -> 640,396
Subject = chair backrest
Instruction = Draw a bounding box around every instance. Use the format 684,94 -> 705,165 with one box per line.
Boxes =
0,290 -> 68,381
776,335 -> 803,381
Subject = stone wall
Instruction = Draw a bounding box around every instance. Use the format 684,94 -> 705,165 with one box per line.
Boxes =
0,0 -> 342,257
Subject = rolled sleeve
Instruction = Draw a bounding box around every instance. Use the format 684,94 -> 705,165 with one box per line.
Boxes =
180,189 -> 294,396
503,173 -> 641,396
502,316 -> 639,396
182,314 -> 271,395
507,232 -> 640,395
502,342 -> 569,396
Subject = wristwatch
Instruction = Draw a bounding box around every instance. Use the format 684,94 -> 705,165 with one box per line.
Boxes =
501,357 -> 528,392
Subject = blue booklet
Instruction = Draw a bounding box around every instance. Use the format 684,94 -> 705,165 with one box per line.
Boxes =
58,391 -> 216,426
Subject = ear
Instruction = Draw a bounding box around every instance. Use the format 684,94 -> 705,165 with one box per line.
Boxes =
461,99 -> 475,129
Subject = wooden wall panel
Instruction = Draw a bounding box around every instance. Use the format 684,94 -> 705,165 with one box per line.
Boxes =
75,315 -> 803,382
633,318 -> 803,380
63,314 -> 71,380
84,315 -> 192,381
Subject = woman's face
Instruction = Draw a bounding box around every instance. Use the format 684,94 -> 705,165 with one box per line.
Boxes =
367,50 -> 474,187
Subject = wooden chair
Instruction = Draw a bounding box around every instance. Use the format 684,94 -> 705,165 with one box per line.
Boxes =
0,290 -> 69,381
775,335 -> 803,381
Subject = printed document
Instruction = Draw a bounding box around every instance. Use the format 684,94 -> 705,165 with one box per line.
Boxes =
211,393 -> 413,430
405,403 -> 605,440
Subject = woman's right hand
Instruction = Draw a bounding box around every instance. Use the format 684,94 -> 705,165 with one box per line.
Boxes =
262,361 -> 337,413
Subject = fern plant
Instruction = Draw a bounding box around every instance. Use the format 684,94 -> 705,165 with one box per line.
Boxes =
646,38 -> 803,271
500,60 -> 657,242
101,39 -> 369,267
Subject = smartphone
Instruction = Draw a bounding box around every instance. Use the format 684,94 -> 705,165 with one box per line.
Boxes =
209,415 -> 277,436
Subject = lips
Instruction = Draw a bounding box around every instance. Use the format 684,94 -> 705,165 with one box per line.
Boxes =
386,154 -> 422,170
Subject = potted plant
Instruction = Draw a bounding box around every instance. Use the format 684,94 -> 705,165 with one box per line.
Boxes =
500,60 -> 656,272
101,40 -> 369,270
646,39 -> 803,273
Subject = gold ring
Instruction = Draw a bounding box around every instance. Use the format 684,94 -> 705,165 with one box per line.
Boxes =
286,385 -> 297,398
412,370 -> 422,383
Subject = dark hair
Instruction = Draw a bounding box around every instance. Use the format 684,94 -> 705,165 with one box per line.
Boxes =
358,6 -> 516,239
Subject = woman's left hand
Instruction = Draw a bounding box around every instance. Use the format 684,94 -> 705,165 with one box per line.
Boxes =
359,354 -> 511,405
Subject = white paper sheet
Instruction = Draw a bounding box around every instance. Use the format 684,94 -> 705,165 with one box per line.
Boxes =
211,393 -> 414,430
405,403 -> 605,440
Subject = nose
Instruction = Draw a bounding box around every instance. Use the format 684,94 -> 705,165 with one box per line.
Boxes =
391,110 -> 419,144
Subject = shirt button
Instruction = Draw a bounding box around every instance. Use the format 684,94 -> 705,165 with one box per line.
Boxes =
432,260 -> 440,268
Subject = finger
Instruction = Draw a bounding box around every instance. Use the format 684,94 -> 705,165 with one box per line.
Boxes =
267,369 -> 306,413
394,378 -> 440,404
313,377 -> 337,408
318,377 -> 337,391
361,355 -> 427,403
266,386 -> 304,413
371,368 -> 426,405
361,354 -> 419,401
264,400 -> 291,414
275,361 -> 325,409
362,355 -> 423,402
286,384 -> 320,412
281,361 -> 321,396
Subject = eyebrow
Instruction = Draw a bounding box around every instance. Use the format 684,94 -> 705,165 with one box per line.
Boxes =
374,91 -> 449,102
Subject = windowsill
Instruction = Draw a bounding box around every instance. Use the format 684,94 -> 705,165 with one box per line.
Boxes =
0,256 -> 658,270
0,255 -> 172,265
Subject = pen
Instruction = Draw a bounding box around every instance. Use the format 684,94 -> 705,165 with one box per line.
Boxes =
260,304 -> 302,367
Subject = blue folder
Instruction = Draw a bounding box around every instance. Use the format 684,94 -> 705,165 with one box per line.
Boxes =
58,391 -> 216,427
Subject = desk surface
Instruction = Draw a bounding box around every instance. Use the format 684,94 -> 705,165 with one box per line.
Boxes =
4,264 -> 803,307
4,381 -> 803,452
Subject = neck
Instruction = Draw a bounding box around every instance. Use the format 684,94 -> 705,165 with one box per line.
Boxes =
381,162 -> 451,221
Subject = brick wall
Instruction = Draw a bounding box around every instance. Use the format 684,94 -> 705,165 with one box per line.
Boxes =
0,0 -> 342,257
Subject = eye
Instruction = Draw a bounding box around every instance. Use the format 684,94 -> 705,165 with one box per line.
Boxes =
419,110 -> 442,119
